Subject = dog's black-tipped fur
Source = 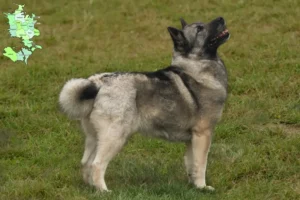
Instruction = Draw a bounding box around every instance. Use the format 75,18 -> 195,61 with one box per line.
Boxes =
79,82 -> 99,101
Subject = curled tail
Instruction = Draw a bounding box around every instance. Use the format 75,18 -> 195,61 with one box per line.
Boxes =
59,78 -> 100,119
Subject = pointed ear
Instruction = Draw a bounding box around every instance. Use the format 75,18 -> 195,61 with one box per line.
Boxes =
180,18 -> 188,29
167,27 -> 190,53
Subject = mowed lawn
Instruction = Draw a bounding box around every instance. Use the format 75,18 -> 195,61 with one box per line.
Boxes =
0,0 -> 299,199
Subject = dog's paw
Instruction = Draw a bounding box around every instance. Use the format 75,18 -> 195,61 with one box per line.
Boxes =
197,185 -> 215,192
95,187 -> 112,193
82,164 -> 93,185
93,181 -> 111,193
97,189 -> 112,193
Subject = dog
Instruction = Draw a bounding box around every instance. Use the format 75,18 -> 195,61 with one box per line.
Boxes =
59,16 -> 230,192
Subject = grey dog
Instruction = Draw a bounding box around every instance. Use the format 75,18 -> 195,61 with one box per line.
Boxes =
59,17 -> 230,192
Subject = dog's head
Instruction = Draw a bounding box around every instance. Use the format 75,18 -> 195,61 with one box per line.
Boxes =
168,17 -> 230,58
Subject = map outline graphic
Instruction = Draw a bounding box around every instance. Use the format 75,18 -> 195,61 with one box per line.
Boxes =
3,4 -> 42,64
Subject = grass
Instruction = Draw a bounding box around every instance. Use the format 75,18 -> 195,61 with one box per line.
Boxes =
0,0 -> 299,199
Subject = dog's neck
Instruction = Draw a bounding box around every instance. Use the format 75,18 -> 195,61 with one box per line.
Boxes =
172,55 -> 200,69
171,53 -> 227,91
171,53 -> 221,70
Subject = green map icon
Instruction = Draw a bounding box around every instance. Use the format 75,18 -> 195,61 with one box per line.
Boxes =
3,4 -> 42,64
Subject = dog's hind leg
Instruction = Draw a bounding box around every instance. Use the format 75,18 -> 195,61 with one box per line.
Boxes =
81,118 -> 97,184
84,145 -> 97,185
90,118 -> 131,192
184,142 -> 193,183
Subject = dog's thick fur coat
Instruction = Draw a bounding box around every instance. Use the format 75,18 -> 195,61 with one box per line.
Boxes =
59,17 -> 230,192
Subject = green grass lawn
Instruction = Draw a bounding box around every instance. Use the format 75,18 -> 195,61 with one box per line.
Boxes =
0,0 -> 299,199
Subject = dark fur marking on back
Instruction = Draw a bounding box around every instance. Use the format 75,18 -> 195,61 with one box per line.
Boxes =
142,70 -> 171,81
79,82 -> 99,101
141,66 -> 201,110
165,66 -> 201,110
100,71 -> 172,81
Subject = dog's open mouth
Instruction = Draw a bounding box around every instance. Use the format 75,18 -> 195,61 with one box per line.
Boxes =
209,29 -> 230,46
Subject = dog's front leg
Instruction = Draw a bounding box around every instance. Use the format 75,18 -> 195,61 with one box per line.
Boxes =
191,121 -> 215,191
184,142 -> 193,183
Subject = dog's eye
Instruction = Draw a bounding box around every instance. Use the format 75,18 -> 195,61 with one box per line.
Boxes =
197,26 -> 204,32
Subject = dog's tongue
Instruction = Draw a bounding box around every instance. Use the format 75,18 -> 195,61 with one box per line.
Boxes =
219,29 -> 229,37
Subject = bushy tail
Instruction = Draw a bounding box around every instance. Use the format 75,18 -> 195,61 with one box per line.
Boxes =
59,78 -> 99,119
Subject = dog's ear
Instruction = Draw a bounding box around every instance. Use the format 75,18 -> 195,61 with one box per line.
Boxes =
167,27 -> 190,54
180,18 -> 188,29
